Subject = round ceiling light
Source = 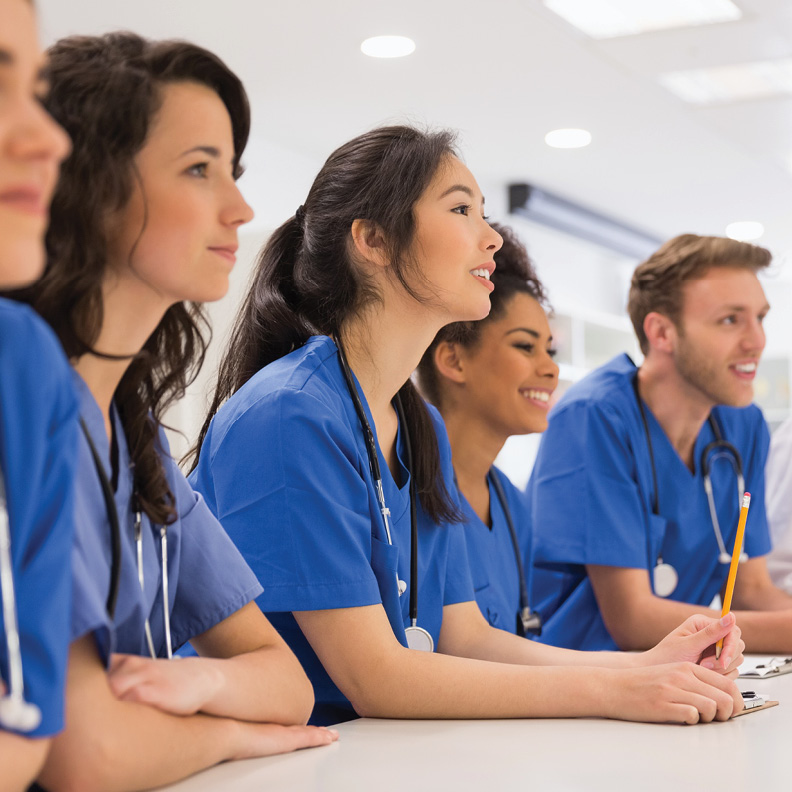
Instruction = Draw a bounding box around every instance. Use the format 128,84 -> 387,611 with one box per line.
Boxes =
544,128 -> 592,149
360,35 -> 416,58
725,221 -> 765,241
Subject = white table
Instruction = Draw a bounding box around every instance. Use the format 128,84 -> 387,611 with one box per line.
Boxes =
161,668 -> 789,792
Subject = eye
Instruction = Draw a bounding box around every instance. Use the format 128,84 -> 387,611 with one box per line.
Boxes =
452,204 -> 470,216
720,315 -> 738,326
547,348 -> 558,359
186,162 -> 209,178
482,214 -> 491,221
514,342 -> 535,354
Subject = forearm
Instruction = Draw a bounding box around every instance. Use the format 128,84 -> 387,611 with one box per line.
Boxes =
0,733 -> 49,792
199,645 -> 314,725
40,699 -> 239,792
731,609 -> 792,652
348,644 -> 611,720
440,619 -> 640,669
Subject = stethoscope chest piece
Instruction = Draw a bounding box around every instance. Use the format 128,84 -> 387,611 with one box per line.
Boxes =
653,560 -> 678,598
0,694 -> 41,733
405,624 -> 434,652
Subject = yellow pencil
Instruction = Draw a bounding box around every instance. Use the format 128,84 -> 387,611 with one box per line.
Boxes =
716,492 -> 751,660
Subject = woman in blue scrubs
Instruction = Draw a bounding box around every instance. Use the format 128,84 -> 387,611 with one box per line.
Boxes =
192,126 -> 746,727
416,223 -> 555,637
0,2 -> 75,789
15,32 -> 335,792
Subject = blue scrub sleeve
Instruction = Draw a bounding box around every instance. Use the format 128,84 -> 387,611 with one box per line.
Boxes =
165,459 -> 264,649
204,388 -> 384,612
531,400 -> 649,571
0,307 -> 78,737
741,412 -> 772,558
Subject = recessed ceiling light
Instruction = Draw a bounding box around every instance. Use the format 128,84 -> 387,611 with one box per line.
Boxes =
360,35 -> 416,59
543,0 -> 741,39
726,221 -> 764,241
545,128 -> 592,149
659,58 -> 792,105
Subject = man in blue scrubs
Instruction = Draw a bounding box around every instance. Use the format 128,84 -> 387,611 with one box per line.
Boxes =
530,234 -> 792,652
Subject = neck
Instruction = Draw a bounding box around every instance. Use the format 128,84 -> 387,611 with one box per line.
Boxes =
442,403 -> 506,525
637,355 -> 713,469
73,276 -> 169,442
340,292 -> 445,424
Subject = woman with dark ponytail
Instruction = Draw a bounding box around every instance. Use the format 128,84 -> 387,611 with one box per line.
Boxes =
192,127 -> 746,727
15,31 -> 335,792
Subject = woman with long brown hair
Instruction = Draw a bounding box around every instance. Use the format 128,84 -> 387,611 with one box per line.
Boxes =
191,125 -> 745,729
16,31 -> 336,792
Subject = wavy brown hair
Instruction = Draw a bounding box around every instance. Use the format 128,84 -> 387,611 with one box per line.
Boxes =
11,32 -> 250,525
191,125 -> 461,524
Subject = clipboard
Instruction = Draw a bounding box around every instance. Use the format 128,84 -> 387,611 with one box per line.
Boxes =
739,657 -> 792,678
732,700 -> 778,717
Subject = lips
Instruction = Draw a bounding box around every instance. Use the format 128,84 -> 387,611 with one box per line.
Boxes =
208,246 -> 238,265
470,261 -> 496,292
730,360 -> 758,380
0,186 -> 47,217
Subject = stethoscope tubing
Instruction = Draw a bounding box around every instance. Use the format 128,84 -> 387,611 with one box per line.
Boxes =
79,418 -> 172,659
631,372 -> 746,577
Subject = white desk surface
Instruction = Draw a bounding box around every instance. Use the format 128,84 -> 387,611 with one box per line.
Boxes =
161,663 -> 789,792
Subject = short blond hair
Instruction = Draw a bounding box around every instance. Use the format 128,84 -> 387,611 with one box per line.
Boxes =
628,234 -> 771,354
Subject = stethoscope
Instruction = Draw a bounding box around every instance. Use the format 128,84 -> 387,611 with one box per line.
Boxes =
335,339 -> 434,652
487,471 -> 542,637
0,470 -> 42,732
80,419 -> 173,659
631,373 -> 746,598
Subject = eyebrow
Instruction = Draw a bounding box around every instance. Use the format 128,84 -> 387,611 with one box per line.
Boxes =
718,303 -> 771,313
438,184 -> 485,205
177,145 -> 221,160
504,327 -> 556,344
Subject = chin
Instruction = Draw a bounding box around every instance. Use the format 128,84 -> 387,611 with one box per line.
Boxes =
0,243 -> 45,289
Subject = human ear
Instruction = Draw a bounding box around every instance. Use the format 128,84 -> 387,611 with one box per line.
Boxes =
643,311 -> 677,354
433,341 -> 467,386
350,218 -> 389,268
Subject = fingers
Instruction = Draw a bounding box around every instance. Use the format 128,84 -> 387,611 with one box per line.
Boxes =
236,724 -> 340,760
689,664 -> 743,717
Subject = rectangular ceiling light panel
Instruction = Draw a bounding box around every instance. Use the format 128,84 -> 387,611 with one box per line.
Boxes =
543,0 -> 742,39
659,58 -> 792,104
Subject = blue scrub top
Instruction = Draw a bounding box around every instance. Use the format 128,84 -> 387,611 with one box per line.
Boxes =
0,299 -> 78,737
71,373 -> 262,663
530,353 -> 771,651
460,467 -> 533,635
190,335 -> 475,726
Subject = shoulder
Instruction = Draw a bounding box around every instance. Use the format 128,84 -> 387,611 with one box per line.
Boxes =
550,354 -> 637,423
711,403 -> 769,454
0,298 -> 73,397
203,336 -> 357,463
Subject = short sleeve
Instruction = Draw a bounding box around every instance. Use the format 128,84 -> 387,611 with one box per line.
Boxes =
739,408 -> 771,559
193,388 -> 383,612
0,306 -> 79,736
530,399 -> 648,572
165,457 -> 264,648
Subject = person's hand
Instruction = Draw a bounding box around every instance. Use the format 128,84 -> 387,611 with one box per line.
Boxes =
607,662 -> 743,724
229,722 -> 339,760
641,613 -> 744,676
107,653 -> 223,716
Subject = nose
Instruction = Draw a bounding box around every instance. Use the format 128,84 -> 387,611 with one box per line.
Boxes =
482,220 -> 503,253
221,180 -> 255,228
743,315 -> 766,355
10,95 -> 71,167
539,348 -> 560,383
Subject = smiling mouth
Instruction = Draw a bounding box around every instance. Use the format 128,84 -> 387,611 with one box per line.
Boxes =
520,388 -> 552,407
470,268 -> 491,281
731,362 -> 757,379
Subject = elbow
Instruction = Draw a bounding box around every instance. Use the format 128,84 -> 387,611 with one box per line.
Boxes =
290,673 -> 315,726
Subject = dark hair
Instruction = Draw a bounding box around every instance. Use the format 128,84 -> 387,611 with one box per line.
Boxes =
416,223 -> 548,408
628,233 -> 771,354
192,125 -> 460,523
11,32 -> 250,525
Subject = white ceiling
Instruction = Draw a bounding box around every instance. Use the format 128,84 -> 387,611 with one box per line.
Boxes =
37,0 -> 792,262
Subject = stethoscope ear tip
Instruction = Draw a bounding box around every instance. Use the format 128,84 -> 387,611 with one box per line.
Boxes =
0,695 -> 42,733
